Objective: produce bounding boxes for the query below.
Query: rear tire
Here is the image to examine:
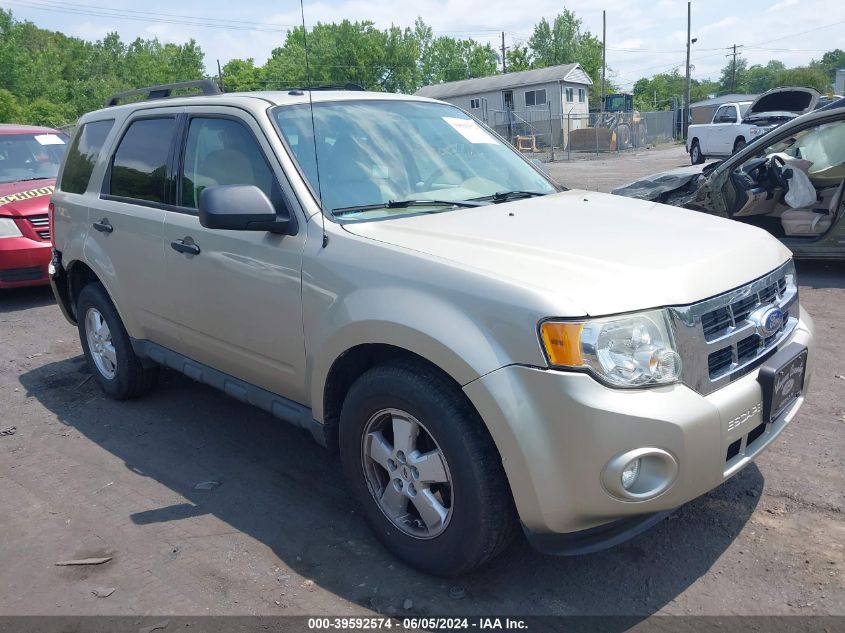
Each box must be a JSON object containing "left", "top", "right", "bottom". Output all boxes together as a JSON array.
[
  {"left": 690, "top": 140, "right": 705, "bottom": 165},
  {"left": 339, "top": 360, "right": 516, "bottom": 576},
  {"left": 77, "top": 283, "right": 158, "bottom": 400}
]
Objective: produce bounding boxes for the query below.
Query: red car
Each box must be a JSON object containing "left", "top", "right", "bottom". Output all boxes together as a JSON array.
[{"left": 0, "top": 124, "right": 68, "bottom": 289}]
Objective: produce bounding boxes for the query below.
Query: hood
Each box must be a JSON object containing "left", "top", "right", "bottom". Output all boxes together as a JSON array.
[
  {"left": 342, "top": 190, "right": 792, "bottom": 316},
  {"left": 0, "top": 178, "right": 56, "bottom": 217},
  {"left": 745, "top": 87, "right": 820, "bottom": 119}
]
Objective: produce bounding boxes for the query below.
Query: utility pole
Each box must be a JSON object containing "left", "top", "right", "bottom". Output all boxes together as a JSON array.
[
  {"left": 726, "top": 44, "right": 742, "bottom": 92},
  {"left": 601, "top": 10, "right": 606, "bottom": 113},
  {"left": 684, "top": 1, "right": 691, "bottom": 138},
  {"left": 501, "top": 32, "right": 508, "bottom": 73}
]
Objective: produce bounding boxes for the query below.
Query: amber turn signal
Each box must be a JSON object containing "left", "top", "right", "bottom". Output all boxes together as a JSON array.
[{"left": 540, "top": 321, "right": 584, "bottom": 367}]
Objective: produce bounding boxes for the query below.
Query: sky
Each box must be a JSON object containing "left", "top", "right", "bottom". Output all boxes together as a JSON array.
[{"left": 3, "top": 0, "right": 845, "bottom": 90}]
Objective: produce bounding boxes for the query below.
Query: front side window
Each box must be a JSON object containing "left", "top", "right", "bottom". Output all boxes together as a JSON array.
[
  {"left": 180, "top": 117, "right": 276, "bottom": 209},
  {"left": 716, "top": 106, "right": 736, "bottom": 123},
  {"left": 273, "top": 100, "right": 556, "bottom": 221},
  {"left": 1, "top": 131, "right": 68, "bottom": 185},
  {"left": 60, "top": 121, "right": 112, "bottom": 194},
  {"left": 109, "top": 117, "right": 176, "bottom": 203}
]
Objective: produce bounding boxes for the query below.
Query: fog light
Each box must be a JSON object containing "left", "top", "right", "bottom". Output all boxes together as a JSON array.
[
  {"left": 602, "top": 447, "right": 679, "bottom": 501},
  {"left": 621, "top": 458, "right": 641, "bottom": 490}
]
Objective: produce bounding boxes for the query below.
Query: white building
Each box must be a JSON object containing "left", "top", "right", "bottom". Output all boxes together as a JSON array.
[{"left": 415, "top": 63, "right": 593, "bottom": 147}]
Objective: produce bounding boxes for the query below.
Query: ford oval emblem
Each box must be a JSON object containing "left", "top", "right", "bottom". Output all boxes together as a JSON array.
[{"left": 761, "top": 306, "right": 784, "bottom": 336}]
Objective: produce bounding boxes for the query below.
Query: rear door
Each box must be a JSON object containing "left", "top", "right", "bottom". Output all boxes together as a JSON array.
[
  {"left": 161, "top": 107, "right": 308, "bottom": 402},
  {"left": 82, "top": 111, "right": 180, "bottom": 346}
]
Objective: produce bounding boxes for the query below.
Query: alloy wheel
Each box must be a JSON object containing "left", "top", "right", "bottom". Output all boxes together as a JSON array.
[
  {"left": 361, "top": 408, "right": 453, "bottom": 539},
  {"left": 85, "top": 307, "right": 117, "bottom": 379}
]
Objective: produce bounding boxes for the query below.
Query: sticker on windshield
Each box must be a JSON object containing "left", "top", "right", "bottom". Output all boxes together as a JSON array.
[
  {"left": 34, "top": 134, "right": 65, "bottom": 146},
  {"left": 442, "top": 117, "right": 497, "bottom": 144}
]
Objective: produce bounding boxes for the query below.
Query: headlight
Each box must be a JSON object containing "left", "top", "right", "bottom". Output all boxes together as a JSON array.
[
  {"left": 0, "top": 218, "right": 23, "bottom": 238},
  {"left": 540, "top": 309, "right": 682, "bottom": 388}
]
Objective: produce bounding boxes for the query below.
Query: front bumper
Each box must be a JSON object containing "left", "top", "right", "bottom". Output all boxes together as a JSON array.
[
  {"left": 464, "top": 306, "right": 815, "bottom": 548},
  {"left": 0, "top": 236, "right": 51, "bottom": 288}
]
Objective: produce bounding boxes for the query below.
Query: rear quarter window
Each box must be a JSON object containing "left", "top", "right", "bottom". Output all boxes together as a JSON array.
[
  {"left": 59, "top": 120, "right": 114, "bottom": 194},
  {"left": 109, "top": 118, "right": 176, "bottom": 203}
]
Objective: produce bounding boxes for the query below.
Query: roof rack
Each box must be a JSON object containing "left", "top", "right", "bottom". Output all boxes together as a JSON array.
[
  {"left": 287, "top": 83, "right": 365, "bottom": 94},
  {"left": 105, "top": 80, "right": 222, "bottom": 108}
]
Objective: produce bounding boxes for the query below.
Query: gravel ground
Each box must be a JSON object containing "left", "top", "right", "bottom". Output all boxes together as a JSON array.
[
  {"left": 0, "top": 145, "right": 843, "bottom": 619},
  {"left": 545, "top": 143, "right": 701, "bottom": 193}
]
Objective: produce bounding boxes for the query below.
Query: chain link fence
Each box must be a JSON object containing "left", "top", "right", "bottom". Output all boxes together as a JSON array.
[{"left": 486, "top": 109, "right": 678, "bottom": 161}]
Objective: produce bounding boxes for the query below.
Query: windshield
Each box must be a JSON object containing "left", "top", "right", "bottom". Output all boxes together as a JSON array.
[
  {"left": 0, "top": 132, "right": 68, "bottom": 184},
  {"left": 272, "top": 100, "right": 556, "bottom": 220},
  {"left": 739, "top": 102, "right": 753, "bottom": 118}
]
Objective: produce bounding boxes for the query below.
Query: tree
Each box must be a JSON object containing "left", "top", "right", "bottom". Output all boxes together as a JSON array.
[
  {"left": 505, "top": 45, "right": 532, "bottom": 72},
  {"left": 774, "top": 66, "right": 831, "bottom": 93},
  {"left": 0, "top": 88, "right": 22, "bottom": 123},
  {"left": 811, "top": 49, "right": 845, "bottom": 85},
  {"left": 718, "top": 55, "right": 749, "bottom": 93},
  {"left": 527, "top": 11, "right": 604, "bottom": 90},
  {"left": 745, "top": 60, "right": 786, "bottom": 93}
]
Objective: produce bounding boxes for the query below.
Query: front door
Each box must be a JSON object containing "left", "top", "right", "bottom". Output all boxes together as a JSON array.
[{"left": 162, "top": 109, "right": 307, "bottom": 402}]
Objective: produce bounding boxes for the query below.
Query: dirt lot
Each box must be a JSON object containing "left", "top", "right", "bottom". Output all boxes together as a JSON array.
[{"left": 1, "top": 144, "right": 843, "bottom": 620}]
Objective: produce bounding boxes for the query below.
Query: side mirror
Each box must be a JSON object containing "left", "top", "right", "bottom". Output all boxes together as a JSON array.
[{"left": 199, "top": 185, "right": 296, "bottom": 234}]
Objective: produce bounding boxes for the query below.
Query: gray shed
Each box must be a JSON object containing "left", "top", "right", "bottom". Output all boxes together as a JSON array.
[{"left": 415, "top": 63, "right": 593, "bottom": 147}]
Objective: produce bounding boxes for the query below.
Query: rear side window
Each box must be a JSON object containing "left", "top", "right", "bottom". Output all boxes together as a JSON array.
[
  {"left": 109, "top": 118, "right": 176, "bottom": 203},
  {"left": 59, "top": 120, "right": 114, "bottom": 194}
]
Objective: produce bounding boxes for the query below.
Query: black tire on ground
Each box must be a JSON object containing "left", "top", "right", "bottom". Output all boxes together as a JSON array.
[
  {"left": 733, "top": 138, "right": 747, "bottom": 154},
  {"left": 77, "top": 282, "right": 158, "bottom": 400},
  {"left": 339, "top": 359, "right": 517, "bottom": 576},
  {"left": 690, "top": 140, "right": 705, "bottom": 165}
]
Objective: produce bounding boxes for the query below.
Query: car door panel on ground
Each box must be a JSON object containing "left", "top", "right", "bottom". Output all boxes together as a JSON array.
[
  {"left": 84, "top": 112, "right": 180, "bottom": 348},
  {"left": 162, "top": 108, "right": 308, "bottom": 403}
]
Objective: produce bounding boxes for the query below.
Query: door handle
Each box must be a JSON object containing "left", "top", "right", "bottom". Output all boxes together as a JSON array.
[
  {"left": 92, "top": 219, "right": 113, "bottom": 234},
  {"left": 170, "top": 239, "right": 201, "bottom": 255}
]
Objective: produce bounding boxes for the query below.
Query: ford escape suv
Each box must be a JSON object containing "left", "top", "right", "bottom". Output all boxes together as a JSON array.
[{"left": 50, "top": 80, "right": 815, "bottom": 576}]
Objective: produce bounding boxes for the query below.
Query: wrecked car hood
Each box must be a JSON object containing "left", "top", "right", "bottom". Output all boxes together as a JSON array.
[
  {"left": 612, "top": 162, "right": 720, "bottom": 202},
  {"left": 745, "top": 87, "right": 820, "bottom": 121}
]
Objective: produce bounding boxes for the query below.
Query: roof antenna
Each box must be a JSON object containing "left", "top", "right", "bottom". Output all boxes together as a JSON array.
[{"left": 299, "top": 0, "right": 328, "bottom": 248}]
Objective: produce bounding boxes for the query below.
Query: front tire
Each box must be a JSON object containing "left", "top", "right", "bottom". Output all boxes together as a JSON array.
[
  {"left": 77, "top": 283, "right": 158, "bottom": 400},
  {"left": 690, "top": 140, "right": 705, "bottom": 165},
  {"left": 732, "top": 138, "right": 746, "bottom": 154},
  {"left": 339, "top": 360, "right": 516, "bottom": 576}
]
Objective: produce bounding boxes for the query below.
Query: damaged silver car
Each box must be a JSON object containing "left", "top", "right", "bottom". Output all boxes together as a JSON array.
[{"left": 613, "top": 98, "right": 845, "bottom": 259}]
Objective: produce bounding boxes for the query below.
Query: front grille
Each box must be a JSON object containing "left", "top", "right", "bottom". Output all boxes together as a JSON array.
[
  {"left": 670, "top": 261, "right": 798, "bottom": 395},
  {"left": 0, "top": 266, "right": 44, "bottom": 282},
  {"left": 27, "top": 214, "right": 50, "bottom": 241}
]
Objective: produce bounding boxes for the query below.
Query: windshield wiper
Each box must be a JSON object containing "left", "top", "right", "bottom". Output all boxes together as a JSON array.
[
  {"left": 333, "top": 199, "right": 484, "bottom": 216},
  {"left": 13, "top": 176, "right": 54, "bottom": 182},
  {"left": 473, "top": 190, "right": 549, "bottom": 203}
]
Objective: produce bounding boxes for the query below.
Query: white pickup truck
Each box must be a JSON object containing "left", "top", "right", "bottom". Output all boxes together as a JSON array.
[{"left": 687, "top": 87, "right": 819, "bottom": 165}]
